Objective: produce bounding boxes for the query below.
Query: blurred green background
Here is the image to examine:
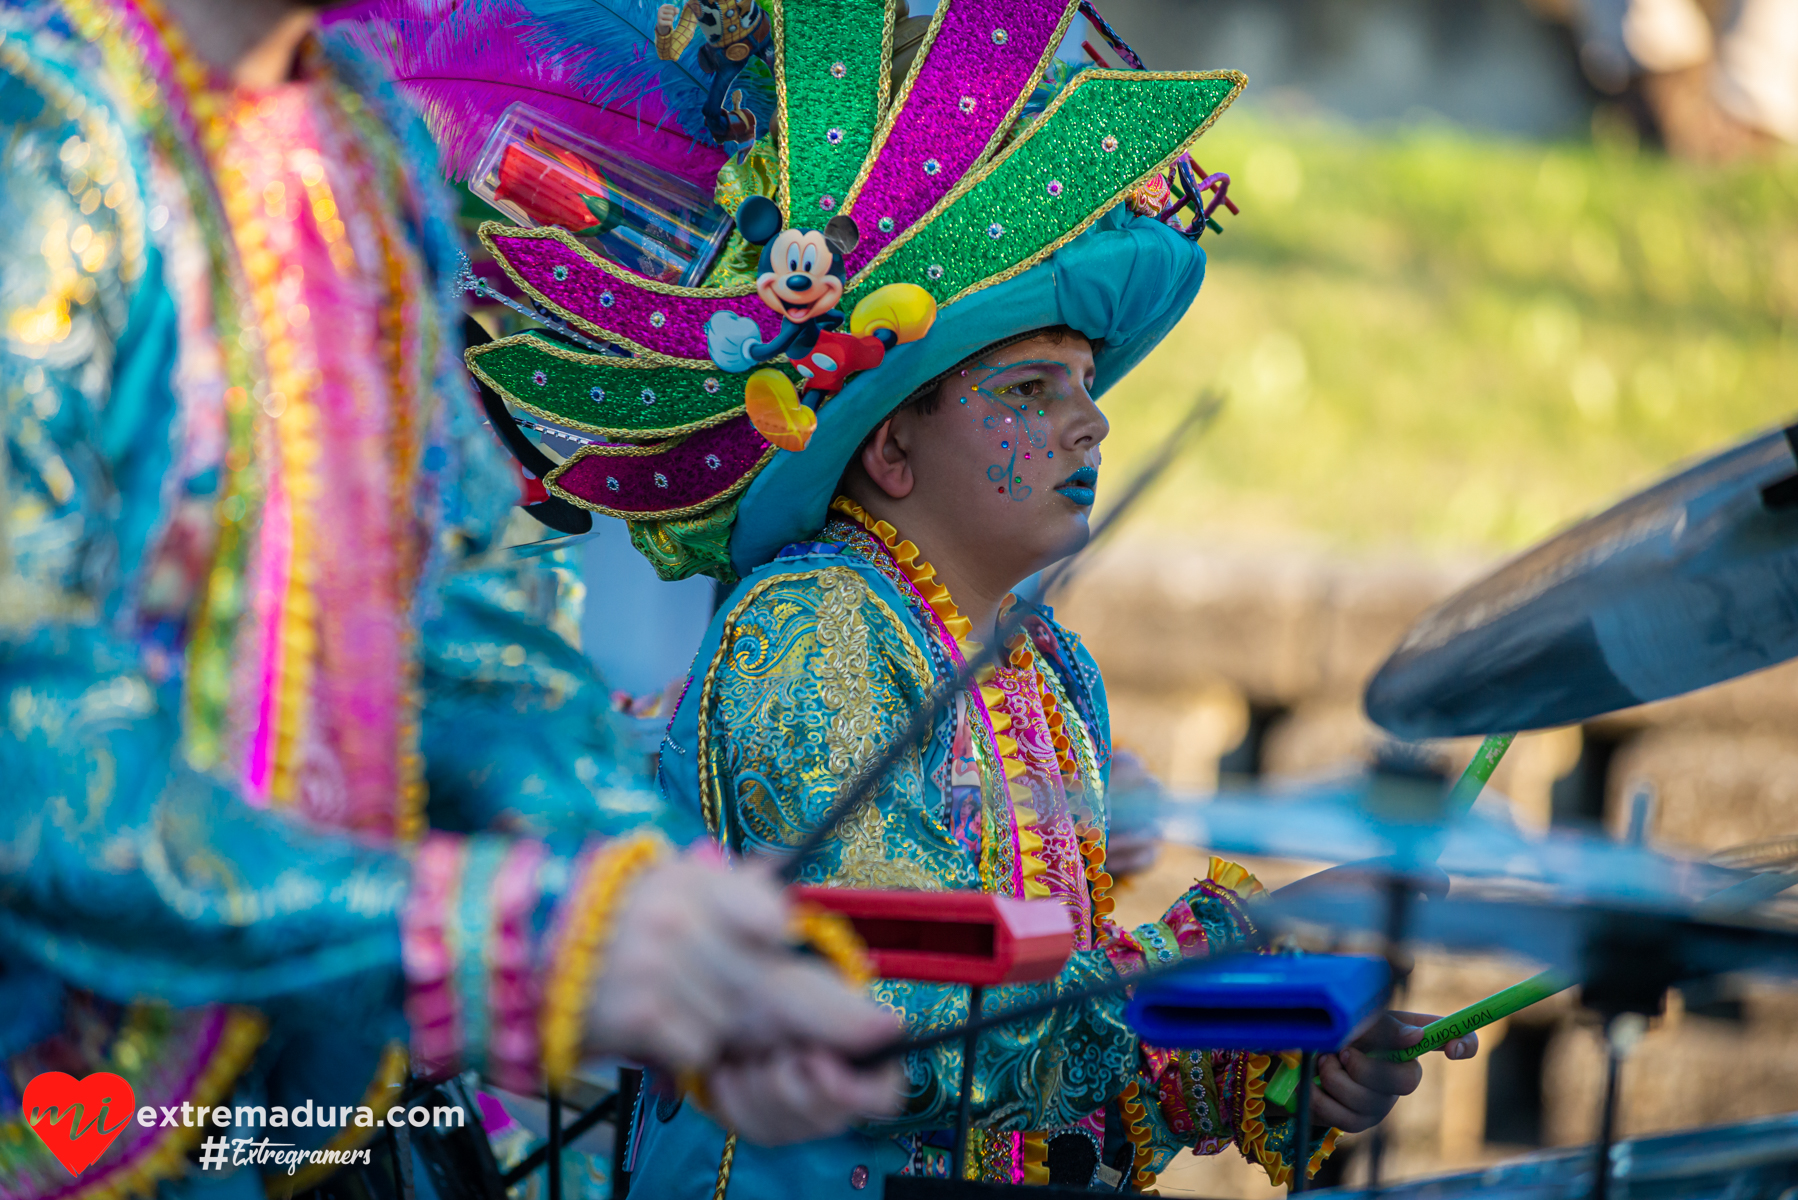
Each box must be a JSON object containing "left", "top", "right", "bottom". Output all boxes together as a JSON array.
[{"left": 1105, "top": 112, "right": 1798, "bottom": 556}]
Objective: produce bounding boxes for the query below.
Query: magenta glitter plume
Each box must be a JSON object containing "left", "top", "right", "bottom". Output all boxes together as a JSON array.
[{"left": 328, "top": 0, "right": 724, "bottom": 186}]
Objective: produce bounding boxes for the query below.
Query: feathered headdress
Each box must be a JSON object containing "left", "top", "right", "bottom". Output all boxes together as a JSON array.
[{"left": 354, "top": 0, "right": 1244, "bottom": 581}]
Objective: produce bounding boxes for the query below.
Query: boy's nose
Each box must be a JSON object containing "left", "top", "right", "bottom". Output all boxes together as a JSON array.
[{"left": 786, "top": 274, "right": 814, "bottom": 292}]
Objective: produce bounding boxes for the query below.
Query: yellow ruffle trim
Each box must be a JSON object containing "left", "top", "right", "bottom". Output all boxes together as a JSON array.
[
  {"left": 1119, "top": 1079, "right": 1158, "bottom": 1191},
  {"left": 831, "top": 498, "right": 1049, "bottom": 899},
  {"left": 1238, "top": 1051, "right": 1342, "bottom": 1190},
  {"left": 1022, "top": 1131, "right": 1050, "bottom": 1185},
  {"left": 542, "top": 832, "right": 670, "bottom": 1089},
  {"left": 60, "top": 1007, "right": 267, "bottom": 1200},
  {"left": 830, "top": 497, "right": 974, "bottom": 649},
  {"left": 1079, "top": 826, "right": 1116, "bottom": 929},
  {"left": 272, "top": 1041, "right": 409, "bottom": 1196},
  {"left": 1206, "top": 856, "right": 1267, "bottom": 900}
]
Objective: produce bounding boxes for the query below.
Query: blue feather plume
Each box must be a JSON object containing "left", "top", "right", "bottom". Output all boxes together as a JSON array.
[{"left": 513, "top": 0, "right": 775, "bottom": 149}]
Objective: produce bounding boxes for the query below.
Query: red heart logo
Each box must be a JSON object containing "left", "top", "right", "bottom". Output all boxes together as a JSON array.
[{"left": 22, "top": 1072, "right": 136, "bottom": 1177}]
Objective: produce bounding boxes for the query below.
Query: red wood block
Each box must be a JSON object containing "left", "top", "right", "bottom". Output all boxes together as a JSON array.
[{"left": 793, "top": 888, "right": 1075, "bottom": 985}]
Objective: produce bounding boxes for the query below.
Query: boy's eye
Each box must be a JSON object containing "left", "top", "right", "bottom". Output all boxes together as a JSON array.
[{"left": 1003, "top": 379, "right": 1045, "bottom": 398}]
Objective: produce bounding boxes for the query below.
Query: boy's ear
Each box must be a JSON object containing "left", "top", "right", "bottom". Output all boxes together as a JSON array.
[{"left": 736, "top": 196, "right": 785, "bottom": 246}]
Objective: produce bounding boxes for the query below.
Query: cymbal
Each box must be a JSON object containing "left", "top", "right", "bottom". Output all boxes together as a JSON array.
[{"left": 1365, "top": 423, "right": 1798, "bottom": 739}]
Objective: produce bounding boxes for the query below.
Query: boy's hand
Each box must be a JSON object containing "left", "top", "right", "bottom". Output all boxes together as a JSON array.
[{"left": 1308, "top": 1010, "right": 1479, "bottom": 1133}]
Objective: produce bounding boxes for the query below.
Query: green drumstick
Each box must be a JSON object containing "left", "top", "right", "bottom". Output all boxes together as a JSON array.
[
  {"left": 1263, "top": 969, "right": 1568, "bottom": 1108},
  {"left": 1444, "top": 732, "right": 1515, "bottom": 816}
]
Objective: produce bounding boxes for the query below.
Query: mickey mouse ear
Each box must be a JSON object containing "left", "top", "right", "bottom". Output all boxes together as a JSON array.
[{"left": 824, "top": 214, "right": 861, "bottom": 256}]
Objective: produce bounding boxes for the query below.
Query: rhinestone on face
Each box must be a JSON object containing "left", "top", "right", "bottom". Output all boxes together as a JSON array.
[
  {"left": 826, "top": 128, "right": 843, "bottom": 144},
  {"left": 653, "top": 472, "right": 669, "bottom": 488},
  {"left": 599, "top": 290, "right": 615, "bottom": 307},
  {"left": 1102, "top": 135, "right": 1119, "bottom": 152},
  {"left": 923, "top": 158, "right": 941, "bottom": 175},
  {"left": 531, "top": 370, "right": 548, "bottom": 386},
  {"left": 705, "top": 453, "right": 722, "bottom": 469},
  {"left": 589, "top": 386, "right": 606, "bottom": 402},
  {"left": 650, "top": 311, "right": 666, "bottom": 327},
  {"left": 987, "top": 222, "right": 1004, "bottom": 239},
  {"left": 606, "top": 476, "right": 620, "bottom": 491},
  {"left": 927, "top": 263, "right": 944, "bottom": 280},
  {"left": 703, "top": 377, "right": 721, "bottom": 394},
  {"left": 1047, "top": 179, "right": 1064, "bottom": 197},
  {"left": 552, "top": 264, "right": 569, "bottom": 281},
  {"left": 959, "top": 95, "right": 977, "bottom": 114},
  {"left": 830, "top": 61, "right": 847, "bottom": 78},
  {"left": 990, "top": 27, "right": 1008, "bottom": 44},
  {"left": 819, "top": 194, "right": 836, "bottom": 210},
  {"left": 641, "top": 388, "right": 656, "bottom": 406},
  {"left": 877, "top": 216, "right": 894, "bottom": 233}
]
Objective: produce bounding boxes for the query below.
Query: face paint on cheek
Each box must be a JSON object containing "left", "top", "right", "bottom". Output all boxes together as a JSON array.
[{"left": 968, "top": 358, "right": 1068, "bottom": 502}]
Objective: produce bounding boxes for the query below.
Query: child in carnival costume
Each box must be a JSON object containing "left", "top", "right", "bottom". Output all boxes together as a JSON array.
[
  {"left": 460, "top": 1, "right": 1470, "bottom": 1194},
  {"left": 0, "top": 4, "right": 904, "bottom": 1199}
]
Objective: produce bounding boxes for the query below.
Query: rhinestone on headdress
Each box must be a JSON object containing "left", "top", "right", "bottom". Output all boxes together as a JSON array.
[
  {"left": 532, "top": 370, "right": 548, "bottom": 386},
  {"left": 553, "top": 265, "right": 569, "bottom": 281},
  {"left": 1102, "top": 135, "right": 1119, "bottom": 152},
  {"left": 703, "top": 377, "right": 721, "bottom": 394},
  {"left": 830, "top": 61, "right": 847, "bottom": 78},
  {"left": 649, "top": 311, "right": 666, "bottom": 327},
  {"left": 877, "top": 216, "right": 894, "bottom": 233},
  {"left": 987, "top": 223, "right": 1004, "bottom": 239},
  {"left": 1047, "top": 180, "right": 1064, "bottom": 197},
  {"left": 599, "top": 290, "right": 615, "bottom": 307},
  {"left": 590, "top": 386, "right": 606, "bottom": 402},
  {"left": 927, "top": 264, "right": 944, "bottom": 280},
  {"left": 641, "top": 388, "right": 657, "bottom": 405},
  {"left": 959, "top": 96, "right": 977, "bottom": 114},
  {"left": 819, "top": 194, "right": 837, "bottom": 210},
  {"left": 653, "top": 472, "right": 669, "bottom": 488},
  {"left": 827, "top": 128, "right": 844, "bottom": 144},
  {"left": 705, "top": 453, "right": 722, "bottom": 470},
  {"left": 991, "top": 27, "right": 1008, "bottom": 44},
  {"left": 923, "top": 158, "right": 941, "bottom": 175},
  {"left": 606, "top": 476, "right": 620, "bottom": 491}
]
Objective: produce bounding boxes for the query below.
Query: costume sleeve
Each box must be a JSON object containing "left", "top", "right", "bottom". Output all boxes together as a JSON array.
[
  {"left": 695, "top": 566, "right": 1143, "bottom": 1132},
  {"left": 418, "top": 557, "right": 700, "bottom": 846},
  {"left": 1103, "top": 859, "right": 1343, "bottom": 1190}
]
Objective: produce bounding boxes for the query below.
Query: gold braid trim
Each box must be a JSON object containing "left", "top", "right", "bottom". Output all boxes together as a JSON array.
[
  {"left": 712, "top": 1133, "right": 738, "bottom": 1200},
  {"left": 540, "top": 833, "right": 670, "bottom": 1090},
  {"left": 268, "top": 1042, "right": 410, "bottom": 1197}
]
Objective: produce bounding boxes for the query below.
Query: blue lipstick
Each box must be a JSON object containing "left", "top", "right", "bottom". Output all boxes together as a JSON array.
[{"left": 1055, "top": 466, "right": 1098, "bottom": 507}]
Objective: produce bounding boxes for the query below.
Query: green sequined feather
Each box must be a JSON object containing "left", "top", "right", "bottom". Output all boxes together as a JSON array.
[
  {"left": 846, "top": 71, "right": 1245, "bottom": 307},
  {"left": 467, "top": 334, "right": 796, "bottom": 437},
  {"left": 778, "top": 0, "right": 894, "bottom": 218}
]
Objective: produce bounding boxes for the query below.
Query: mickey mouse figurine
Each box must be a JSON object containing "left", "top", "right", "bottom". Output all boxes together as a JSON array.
[{"left": 705, "top": 196, "right": 935, "bottom": 451}]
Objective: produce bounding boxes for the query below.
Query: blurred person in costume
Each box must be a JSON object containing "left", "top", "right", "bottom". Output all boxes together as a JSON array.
[
  {"left": 444, "top": 3, "right": 1480, "bottom": 1195},
  {"left": 0, "top": 3, "right": 905, "bottom": 1199}
]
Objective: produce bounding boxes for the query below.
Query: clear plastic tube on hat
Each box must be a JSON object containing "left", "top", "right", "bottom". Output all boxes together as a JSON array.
[{"left": 470, "top": 102, "right": 732, "bottom": 286}]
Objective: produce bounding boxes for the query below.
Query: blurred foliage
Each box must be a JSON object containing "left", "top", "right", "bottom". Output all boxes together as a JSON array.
[{"left": 1108, "top": 113, "right": 1798, "bottom": 555}]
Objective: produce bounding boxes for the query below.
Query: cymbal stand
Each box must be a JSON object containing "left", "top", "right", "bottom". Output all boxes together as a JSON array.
[
  {"left": 1290, "top": 1050, "right": 1318, "bottom": 1192},
  {"left": 1362, "top": 872, "right": 1416, "bottom": 1193},
  {"left": 951, "top": 986, "right": 985, "bottom": 1183},
  {"left": 1592, "top": 1013, "right": 1646, "bottom": 1200}
]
